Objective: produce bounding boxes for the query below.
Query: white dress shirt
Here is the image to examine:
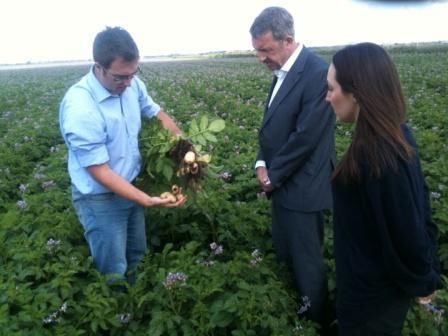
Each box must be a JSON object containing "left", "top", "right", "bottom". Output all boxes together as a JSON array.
[{"left": 268, "top": 43, "right": 303, "bottom": 107}]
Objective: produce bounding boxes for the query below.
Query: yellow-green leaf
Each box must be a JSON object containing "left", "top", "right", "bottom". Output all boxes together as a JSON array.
[
  {"left": 198, "top": 154, "right": 211, "bottom": 163},
  {"left": 208, "top": 119, "right": 225, "bottom": 133}
]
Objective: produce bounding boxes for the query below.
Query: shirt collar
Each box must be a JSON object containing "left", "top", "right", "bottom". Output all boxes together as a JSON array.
[
  {"left": 274, "top": 42, "right": 303, "bottom": 79},
  {"left": 86, "top": 66, "right": 117, "bottom": 102}
]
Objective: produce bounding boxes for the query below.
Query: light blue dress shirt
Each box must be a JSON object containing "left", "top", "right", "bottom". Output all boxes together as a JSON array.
[{"left": 59, "top": 68, "right": 160, "bottom": 195}]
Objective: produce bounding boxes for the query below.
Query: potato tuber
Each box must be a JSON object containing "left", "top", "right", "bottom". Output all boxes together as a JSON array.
[
  {"left": 160, "top": 192, "right": 177, "bottom": 203},
  {"left": 184, "top": 151, "right": 196, "bottom": 164}
]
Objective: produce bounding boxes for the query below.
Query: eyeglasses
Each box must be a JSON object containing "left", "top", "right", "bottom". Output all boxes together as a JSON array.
[{"left": 101, "top": 66, "right": 141, "bottom": 83}]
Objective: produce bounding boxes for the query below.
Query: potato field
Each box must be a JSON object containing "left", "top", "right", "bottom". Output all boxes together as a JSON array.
[{"left": 0, "top": 45, "right": 447, "bottom": 335}]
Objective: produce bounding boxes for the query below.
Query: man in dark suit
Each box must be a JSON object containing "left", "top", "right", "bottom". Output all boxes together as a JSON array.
[{"left": 250, "top": 7, "right": 336, "bottom": 325}]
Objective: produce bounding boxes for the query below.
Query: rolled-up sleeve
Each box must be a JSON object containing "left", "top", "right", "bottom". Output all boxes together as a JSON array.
[{"left": 66, "top": 132, "right": 109, "bottom": 167}]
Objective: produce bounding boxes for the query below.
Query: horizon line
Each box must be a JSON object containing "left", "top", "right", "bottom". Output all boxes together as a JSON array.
[{"left": 1, "top": 40, "right": 447, "bottom": 70}]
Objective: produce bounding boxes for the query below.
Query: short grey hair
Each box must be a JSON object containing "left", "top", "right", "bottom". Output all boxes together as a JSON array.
[{"left": 250, "top": 7, "right": 295, "bottom": 41}]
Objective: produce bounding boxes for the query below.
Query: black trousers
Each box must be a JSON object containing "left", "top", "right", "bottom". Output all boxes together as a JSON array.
[
  {"left": 338, "top": 296, "right": 410, "bottom": 336},
  {"left": 271, "top": 204, "right": 327, "bottom": 323}
]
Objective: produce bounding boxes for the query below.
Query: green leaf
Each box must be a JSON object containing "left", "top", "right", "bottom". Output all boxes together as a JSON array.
[
  {"left": 210, "top": 311, "right": 234, "bottom": 327},
  {"left": 208, "top": 119, "right": 225, "bottom": 133},
  {"left": 189, "top": 119, "right": 200, "bottom": 135},
  {"left": 236, "top": 281, "right": 251, "bottom": 290},
  {"left": 146, "top": 166, "right": 155, "bottom": 178},
  {"left": 60, "top": 286, "right": 71, "bottom": 299},
  {"left": 155, "top": 159, "right": 164, "bottom": 173},
  {"left": 203, "top": 132, "right": 218, "bottom": 142},
  {"left": 159, "top": 143, "right": 171, "bottom": 154},
  {"left": 162, "top": 165, "right": 173, "bottom": 181},
  {"left": 99, "top": 320, "right": 107, "bottom": 330},
  {"left": 196, "top": 135, "right": 207, "bottom": 146},
  {"left": 199, "top": 115, "right": 208, "bottom": 131},
  {"left": 0, "top": 211, "right": 19, "bottom": 228},
  {"left": 91, "top": 320, "right": 98, "bottom": 333}
]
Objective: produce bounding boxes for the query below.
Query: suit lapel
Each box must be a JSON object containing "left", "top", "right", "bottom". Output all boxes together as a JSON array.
[
  {"left": 262, "top": 47, "right": 309, "bottom": 128},
  {"left": 265, "top": 75, "right": 278, "bottom": 111}
]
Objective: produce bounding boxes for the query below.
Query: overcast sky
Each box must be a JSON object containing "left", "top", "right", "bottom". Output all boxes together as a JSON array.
[{"left": 1, "top": 0, "right": 447, "bottom": 64}]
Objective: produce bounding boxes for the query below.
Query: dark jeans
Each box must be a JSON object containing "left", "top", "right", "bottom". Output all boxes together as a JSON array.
[
  {"left": 272, "top": 205, "right": 327, "bottom": 323},
  {"left": 338, "top": 296, "right": 410, "bottom": 336}
]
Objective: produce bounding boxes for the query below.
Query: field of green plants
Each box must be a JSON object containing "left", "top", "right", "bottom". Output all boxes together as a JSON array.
[{"left": 0, "top": 45, "right": 447, "bottom": 335}]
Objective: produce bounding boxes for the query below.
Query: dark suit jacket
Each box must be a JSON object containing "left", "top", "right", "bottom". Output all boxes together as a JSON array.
[{"left": 257, "top": 47, "right": 336, "bottom": 212}]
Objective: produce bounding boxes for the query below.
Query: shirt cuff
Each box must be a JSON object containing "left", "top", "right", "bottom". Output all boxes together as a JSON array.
[
  {"left": 73, "top": 146, "right": 109, "bottom": 168},
  {"left": 255, "top": 160, "right": 266, "bottom": 170}
]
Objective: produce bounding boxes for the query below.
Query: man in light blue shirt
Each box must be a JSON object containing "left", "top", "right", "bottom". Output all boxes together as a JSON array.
[{"left": 59, "top": 27, "right": 186, "bottom": 283}]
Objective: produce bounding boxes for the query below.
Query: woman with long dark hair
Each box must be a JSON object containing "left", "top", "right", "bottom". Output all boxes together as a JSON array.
[{"left": 326, "top": 42, "right": 442, "bottom": 335}]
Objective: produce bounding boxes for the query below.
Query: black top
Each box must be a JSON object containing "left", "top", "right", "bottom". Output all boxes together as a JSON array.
[{"left": 332, "top": 124, "right": 442, "bottom": 327}]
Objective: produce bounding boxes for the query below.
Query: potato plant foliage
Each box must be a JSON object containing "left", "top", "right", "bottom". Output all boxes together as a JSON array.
[
  {"left": 0, "top": 45, "right": 447, "bottom": 335},
  {"left": 139, "top": 114, "right": 225, "bottom": 195}
]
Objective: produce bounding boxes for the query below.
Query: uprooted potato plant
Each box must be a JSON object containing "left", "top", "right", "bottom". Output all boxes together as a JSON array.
[{"left": 139, "top": 115, "right": 225, "bottom": 196}]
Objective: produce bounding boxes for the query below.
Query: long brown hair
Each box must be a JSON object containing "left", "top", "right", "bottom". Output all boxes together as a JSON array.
[{"left": 332, "top": 42, "right": 414, "bottom": 183}]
